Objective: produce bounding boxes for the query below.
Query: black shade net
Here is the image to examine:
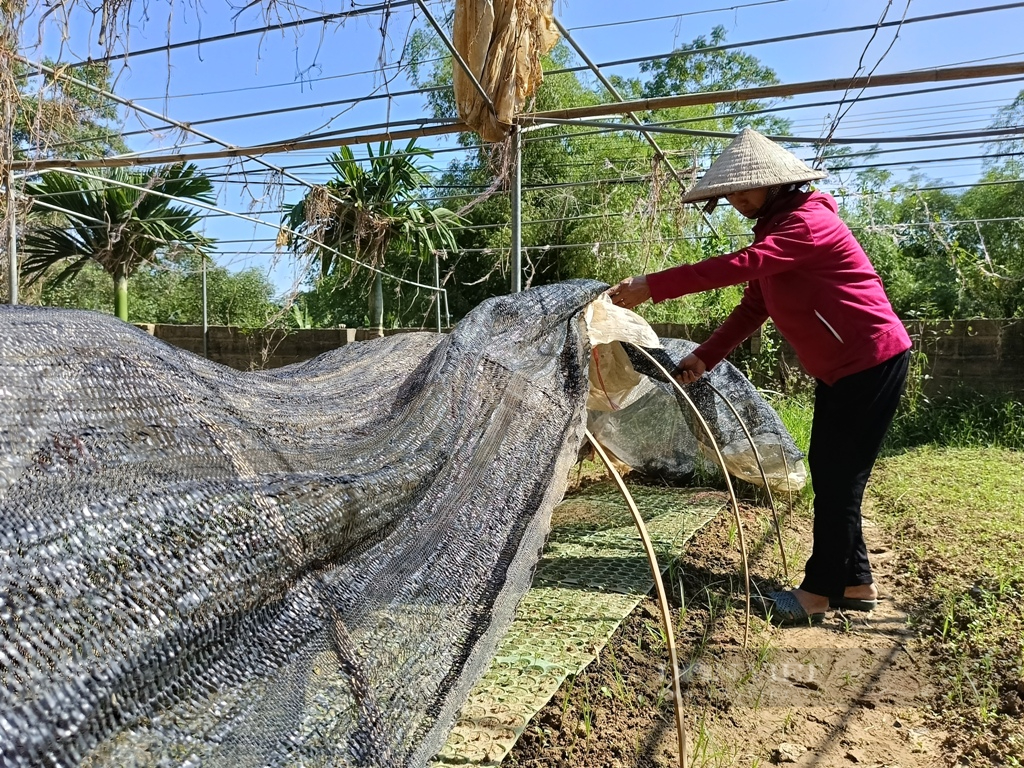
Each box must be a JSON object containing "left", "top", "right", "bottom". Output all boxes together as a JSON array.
[
  {"left": 0, "top": 280, "right": 604, "bottom": 767},
  {"left": 590, "top": 339, "right": 805, "bottom": 489}
]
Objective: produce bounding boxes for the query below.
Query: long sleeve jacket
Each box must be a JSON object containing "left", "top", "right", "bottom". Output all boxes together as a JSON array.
[{"left": 646, "top": 191, "right": 912, "bottom": 386}]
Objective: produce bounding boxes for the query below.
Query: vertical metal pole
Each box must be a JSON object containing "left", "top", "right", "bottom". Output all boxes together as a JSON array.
[
  {"left": 371, "top": 272, "right": 384, "bottom": 336},
  {"left": 5, "top": 169, "right": 16, "bottom": 305},
  {"left": 201, "top": 257, "right": 209, "bottom": 358},
  {"left": 552, "top": 16, "right": 720, "bottom": 238},
  {"left": 510, "top": 126, "right": 522, "bottom": 293},
  {"left": 434, "top": 253, "right": 442, "bottom": 333}
]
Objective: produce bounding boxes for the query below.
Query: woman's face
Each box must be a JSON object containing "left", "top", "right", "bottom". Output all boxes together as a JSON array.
[{"left": 725, "top": 187, "right": 769, "bottom": 219}]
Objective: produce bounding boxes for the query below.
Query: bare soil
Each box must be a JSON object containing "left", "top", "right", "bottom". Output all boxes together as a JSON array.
[{"left": 505, "top": 493, "right": 955, "bottom": 768}]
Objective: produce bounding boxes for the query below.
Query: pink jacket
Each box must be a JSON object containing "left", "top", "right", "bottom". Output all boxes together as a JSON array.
[{"left": 646, "top": 191, "right": 912, "bottom": 386}]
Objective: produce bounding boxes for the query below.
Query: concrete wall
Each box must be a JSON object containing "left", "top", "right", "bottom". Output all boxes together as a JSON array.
[
  {"left": 651, "top": 319, "right": 1024, "bottom": 398},
  {"left": 904, "top": 319, "right": 1024, "bottom": 397},
  {"left": 137, "top": 319, "right": 1024, "bottom": 397},
  {"left": 134, "top": 324, "right": 433, "bottom": 371}
]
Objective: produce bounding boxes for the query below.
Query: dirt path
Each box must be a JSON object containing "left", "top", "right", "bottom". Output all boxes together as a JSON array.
[{"left": 506, "top": 496, "right": 949, "bottom": 767}]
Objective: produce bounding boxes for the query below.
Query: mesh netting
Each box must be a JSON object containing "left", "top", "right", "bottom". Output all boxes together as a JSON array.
[
  {"left": 0, "top": 280, "right": 603, "bottom": 767},
  {"left": 589, "top": 339, "right": 806, "bottom": 490}
]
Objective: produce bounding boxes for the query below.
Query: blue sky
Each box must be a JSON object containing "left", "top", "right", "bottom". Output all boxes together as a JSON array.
[{"left": 24, "top": 0, "right": 1024, "bottom": 295}]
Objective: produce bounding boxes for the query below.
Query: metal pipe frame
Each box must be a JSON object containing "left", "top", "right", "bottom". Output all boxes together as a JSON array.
[
  {"left": 5, "top": 170, "right": 15, "bottom": 305},
  {"left": 553, "top": 18, "right": 719, "bottom": 234},
  {"left": 414, "top": 0, "right": 496, "bottom": 116},
  {"left": 511, "top": 126, "right": 522, "bottom": 293}
]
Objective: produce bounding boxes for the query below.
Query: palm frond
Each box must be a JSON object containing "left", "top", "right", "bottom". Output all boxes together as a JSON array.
[
  {"left": 20, "top": 165, "right": 216, "bottom": 304},
  {"left": 284, "top": 139, "right": 464, "bottom": 278}
]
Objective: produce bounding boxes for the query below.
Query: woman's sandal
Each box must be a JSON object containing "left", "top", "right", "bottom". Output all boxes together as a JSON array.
[
  {"left": 828, "top": 596, "right": 878, "bottom": 611},
  {"left": 761, "top": 591, "right": 826, "bottom": 627}
]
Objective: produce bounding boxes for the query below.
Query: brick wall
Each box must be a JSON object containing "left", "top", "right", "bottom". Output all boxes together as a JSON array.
[
  {"left": 651, "top": 319, "right": 1024, "bottom": 398},
  {"left": 138, "top": 319, "right": 1024, "bottom": 397},
  {"left": 134, "top": 324, "right": 432, "bottom": 371},
  {"left": 904, "top": 319, "right": 1024, "bottom": 397}
]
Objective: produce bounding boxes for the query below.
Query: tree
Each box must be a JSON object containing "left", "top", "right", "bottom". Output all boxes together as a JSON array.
[
  {"left": 637, "top": 25, "right": 791, "bottom": 150},
  {"left": 3, "top": 58, "right": 129, "bottom": 305},
  {"left": 407, "top": 28, "right": 790, "bottom": 324},
  {"left": 839, "top": 89, "right": 1024, "bottom": 321},
  {"left": 283, "top": 140, "right": 461, "bottom": 329},
  {"left": 954, "top": 164, "right": 1024, "bottom": 318},
  {"left": 985, "top": 90, "right": 1024, "bottom": 161},
  {"left": 14, "top": 59, "right": 129, "bottom": 160},
  {"left": 41, "top": 254, "right": 281, "bottom": 328},
  {"left": 20, "top": 163, "right": 215, "bottom": 321}
]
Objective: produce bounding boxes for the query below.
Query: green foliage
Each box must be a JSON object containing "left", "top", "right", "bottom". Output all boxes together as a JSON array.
[
  {"left": 289, "top": 300, "right": 315, "bottom": 330},
  {"left": 845, "top": 175, "right": 1024, "bottom": 320},
  {"left": 870, "top": 447, "right": 1024, "bottom": 761},
  {"left": 636, "top": 24, "right": 791, "bottom": 155},
  {"left": 412, "top": 32, "right": 1024, "bottom": 330},
  {"left": 21, "top": 164, "right": 215, "bottom": 321},
  {"left": 840, "top": 91, "right": 1024, "bottom": 321},
  {"left": 283, "top": 140, "right": 461, "bottom": 327},
  {"left": 14, "top": 60, "right": 128, "bottom": 160},
  {"left": 407, "top": 28, "right": 790, "bottom": 323},
  {"left": 771, "top": 350, "right": 1024, "bottom": 456},
  {"left": 297, "top": 268, "right": 373, "bottom": 328},
  {"left": 986, "top": 91, "right": 1024, "bottom": 160},
  {"left": 956, "top": 163, "right": 1024, "bottom": 318},
  {"left": 771, "top": 394, "right": 813, "bottom": 458},
  {"left": 41, "top": 256, "right": 280, "bottom": 329},
  {"left": 886, "top": 387, "right": 1024, "bottom": 452},
  {"left": 407, "top": 27, "right": 459, "bottom": 139}
]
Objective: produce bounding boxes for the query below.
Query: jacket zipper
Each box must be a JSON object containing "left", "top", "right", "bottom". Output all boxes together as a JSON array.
[{"left": 814, "top": 310, "right": 844, "bottom": 344}]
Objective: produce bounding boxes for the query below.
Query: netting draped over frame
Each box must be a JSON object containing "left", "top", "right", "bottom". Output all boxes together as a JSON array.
[
  {"left": 1, "top": 281, "right": 806, "bottom": 766},
  {"left": 0, "top": 281, "right": 602, "bottom": 767},
  {"left": 453, "top": 0, "right": 560, "bottom": 142},
  {"left": 591, "top": 339, "right": 807, "bottom": 491}
]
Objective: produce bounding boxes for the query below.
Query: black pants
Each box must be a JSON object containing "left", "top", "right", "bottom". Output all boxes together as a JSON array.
[{"left": 800, "top": 350, "right": 910, "bottom": 598}]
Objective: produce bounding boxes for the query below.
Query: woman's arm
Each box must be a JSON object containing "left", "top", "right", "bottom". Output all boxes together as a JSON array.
[
  {"left": 691, "top": 281, "right": 770, "bottom": 372},
  {"left": 647, "top": 214, "right": 815, "bottom": 303}
]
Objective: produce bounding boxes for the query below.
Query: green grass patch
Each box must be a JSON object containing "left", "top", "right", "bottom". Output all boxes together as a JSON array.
[
  {"left": 770, "top": 392, "right": 812, "bottom": 457},
  {"left": 870, "top": 447, "right": 1024, "bottom": 763},
  {"left": 887, "top": 389, "right": 1024, "bottom": 451}
]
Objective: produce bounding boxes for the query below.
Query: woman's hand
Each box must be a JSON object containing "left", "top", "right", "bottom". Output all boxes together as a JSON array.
[
  {"left": 672, "top": 353, "right": 707, "bottom": 385},
  {"left": 606, "top": 276, "right": 651, "bottom": 309}
]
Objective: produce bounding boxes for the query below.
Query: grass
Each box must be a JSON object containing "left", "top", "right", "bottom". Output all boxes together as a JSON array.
[
  {"left": 869, "top": 446, "right": 1024, "bottom": 763},
  {"left": 770, "top": 392, "right": 813, "bottom": 457},
  {"left": 773, "top": 385, "right": 1024, "bottom": 762},
  {"left": 769, "top": 374, "right": 1024, "bottom": 457},
  {"left": 689, "top": 711, "right": 744, "bottom": 768},
  {"left": 887, "top": 388, "right": 1024, "bottom": 451},
  {"left": 576, "top": 380, "right": 1024, "bottom": 763}
]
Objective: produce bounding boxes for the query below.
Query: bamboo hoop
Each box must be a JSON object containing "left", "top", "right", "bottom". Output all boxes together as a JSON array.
[
  {"left": 585, "top": 430, "right": 689, "bottom": 768},
  {"left": 626, "top": 344, "right": 752, "bottom": 647},
  {"left": 704, "top": 380, "right": 790, "bottom": 581}
]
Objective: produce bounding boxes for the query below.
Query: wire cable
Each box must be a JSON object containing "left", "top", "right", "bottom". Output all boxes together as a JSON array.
[
  {"left": 566, "top": 0, "right": 794, "bottom": 31},
  {"left": 37, "top": 68, "right": 1024, "bottom": 160},
  {"left": 543, "top": 2, "right": 1024, "bottom": 79},
  {"left": 818, "top": 0, "right": 913, "bottom": 160},
  {"left": 62, "top": 0, "right": 421, "bottom": 68},
  {"left": 450, "top": 216, "right": 1024, "bottom": 254}
]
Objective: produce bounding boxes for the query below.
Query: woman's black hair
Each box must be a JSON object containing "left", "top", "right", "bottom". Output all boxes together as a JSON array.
[
  {"left": 702, "top": 181, "right": 811, "bottom": 217},
  {"left": 753, "top": 182, "right": 811, "bottom": 219}
]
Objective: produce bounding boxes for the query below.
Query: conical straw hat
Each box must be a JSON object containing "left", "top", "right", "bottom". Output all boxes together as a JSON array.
[{"left": 680, "top": 128, "right": 827, "bottom": 205}]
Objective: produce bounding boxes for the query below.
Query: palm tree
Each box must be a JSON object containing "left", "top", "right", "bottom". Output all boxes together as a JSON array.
[
  {"left": 283, "top": 140, "right": 460, "bottom": 330},
  {"left": 21, "top": 163, "right": 215, "bottom": 321}
]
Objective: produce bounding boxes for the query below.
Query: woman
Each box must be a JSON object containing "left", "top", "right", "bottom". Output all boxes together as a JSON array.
[{"left": 608, "top": 128, "right": 912, "bottom": 627}]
